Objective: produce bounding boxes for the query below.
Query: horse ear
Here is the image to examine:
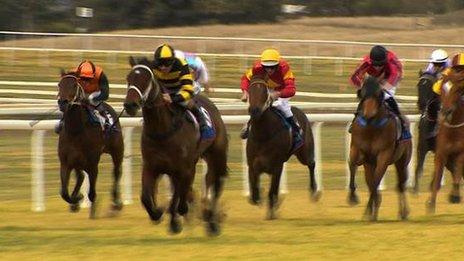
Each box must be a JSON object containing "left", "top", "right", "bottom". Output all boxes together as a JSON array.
[
  {"left": 129, "top": 56, "right": 136, "bottom": 67},
  {"left": 59, "top": 68, "right": 66, "bottom": 76}
]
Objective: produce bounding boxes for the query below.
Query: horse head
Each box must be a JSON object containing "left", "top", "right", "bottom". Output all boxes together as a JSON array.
[
  {"left": 441, "top": 84, "right": 464, "bottom": 123},
  {"left": 247, "top": 75, "right": 272, "bottom": 120},
  {"left": 417, "top": 73, "right": 438, "bottom": 114},
  {"left": 57, "top": 70, "right": 85, "bottom": 111},
  {"left": 124, "top": 56, "right": 162, "bottom": 116},
  {"left": 359, "top": 76, "right": 384, "bottom": 120}
]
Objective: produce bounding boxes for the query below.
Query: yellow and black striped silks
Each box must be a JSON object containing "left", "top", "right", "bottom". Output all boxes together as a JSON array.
[{"left": 153, "top": 57, "right": 194, "bottom": 103}]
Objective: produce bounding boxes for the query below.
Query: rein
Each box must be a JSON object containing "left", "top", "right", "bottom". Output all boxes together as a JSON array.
[
  {"left": 59, "top": 75, "right": 85, "bottom": 105},
  {"left": 249, "top": 79, "right": 273, "bottom": 112},
  {"left": 128, "top": 64, "right": 184, "bottom": 140}
]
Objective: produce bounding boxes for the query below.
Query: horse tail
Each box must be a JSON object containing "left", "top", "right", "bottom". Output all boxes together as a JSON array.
[{"left": 305, "top": 121, "right": 316, "bottom": 167}]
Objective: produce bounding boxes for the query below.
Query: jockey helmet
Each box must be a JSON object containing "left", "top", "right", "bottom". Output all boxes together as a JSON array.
[
  {"left": 260, "top": 48, "right": 280, "bottom": 67},
  {"left": 154, "top": 44, "right": 176, "bottom": 67},
  {"left": 430, "top": 49, "right": 448, "bottom": 64},
  {"left": 77, "top": 60, "right": 96, "bottom": 79},
  {"left": 451, "top": 53, "right": 464, "bottom": 68},
  {"left": 370, "top": 45, "right": 387, "bottom": 66}
]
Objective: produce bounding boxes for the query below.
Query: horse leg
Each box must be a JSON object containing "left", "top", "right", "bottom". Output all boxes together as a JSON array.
[
  {"left": 87, "top": 165, "right": 99, "bottom": 219},
  {"left": 449, "top": 153, "right": 464, "bottom": 204},
  {"left": 248, "top": 165, "right": 261, "bottom": 205},
  {"left": 141, "top": 168, "right": 163, "bottom": 223},
  {"left": 395, "top": 154, "right": 410, "bottom": 220},
  {"left": 348, "top": 148, "right": 360, "bottom": 206},
  {"left": 369, "top": 153, "right": 391, "bottom": 221},
  {"left": 362, "top": 163, "right": 375, "bottom": 220},
  {"left": 60, "top": 164, "right": 82, "bottom": 205},
  {"left": 69, "top": 169, "right": 85, "bottom": 212},
  {"left": 413, "top": 140, "right": 428, "bottom": 194},
  {"left": 427, "top": 153, "right": 446, "bottom": 214},
  {"left": 296, "top": 147, "right": 321, "bottom": 202},
  {"left": 168, "top": 174, "right": 182, "bottom": 234},
  {"left": 267, "top": 164, "right": 284, "bottom": 220},
  {"left": 178, "top": 169, "right": 195, "bottom": 217},
  {"left": 203, "top": 148, "right": 228, "bottom": 236},
  {"left": 110, "top": 150, "right": 124, "bottom": 211}
]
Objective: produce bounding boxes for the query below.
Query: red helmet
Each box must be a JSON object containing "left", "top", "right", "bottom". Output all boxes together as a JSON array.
[{"left": 77, "top": 60, "right": 96, "bottom": 79}]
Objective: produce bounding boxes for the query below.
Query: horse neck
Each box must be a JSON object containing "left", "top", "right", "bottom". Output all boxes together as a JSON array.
[
  {"left": 64, "top": 104, "right": 86, "bottom": 135},
  {"left": 142, "top": 92, "right": 174, "bottom": 134},
  {"left": 450, "top": 98, "right": 464, "bottom": 124},
  {"left": 250, "top": 109, "right": 280, "bottom": 140}
]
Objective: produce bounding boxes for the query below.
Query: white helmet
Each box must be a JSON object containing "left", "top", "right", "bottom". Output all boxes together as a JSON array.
[
  {"left": 174, "top": 50, "right": 185, "bottom": 61},
  {"left": 430, "top": 49, "right": 448, "bottom": 63}
]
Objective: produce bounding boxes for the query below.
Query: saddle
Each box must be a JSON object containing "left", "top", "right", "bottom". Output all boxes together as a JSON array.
[{"left": 84, "top": 103, "right": 118, "bottom": 133}]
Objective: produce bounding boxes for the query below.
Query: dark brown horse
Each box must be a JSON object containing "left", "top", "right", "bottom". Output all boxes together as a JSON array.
[
  {"left": 414, "top": 73, "right": 454, "bottom": 193},
  {"left": 57, "top": 71, "right": 124, "bottom": 218},
  {"left": 427, "top": 79, "right": 464, "bottom": 213},
  {"left": 348, "top": 76, "right": 411, "bottom": 221},
  {"left": 246, "top": 75, "right": 319, "bottom": 220},
  {"left": 123, "top": 57, "right": 228, "bottom": 235}
]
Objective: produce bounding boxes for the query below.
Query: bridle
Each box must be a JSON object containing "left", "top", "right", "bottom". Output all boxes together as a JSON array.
[
  {"left": 58, "top": 74, "right": 85, "bottom": 105},
  {"left": 127, "top": 64, "right": 161, "bottom": 107},
  {"left": 249, "top": 79, "right": 273, "bottom": 112}
]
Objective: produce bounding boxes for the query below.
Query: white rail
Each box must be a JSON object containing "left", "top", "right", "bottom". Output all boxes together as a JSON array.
[
  {"left": 2, "top": 30, "right": 464, "bottom": 48},
  {"left": 0, "top": 114, "right": 420, "bottom": 212}
]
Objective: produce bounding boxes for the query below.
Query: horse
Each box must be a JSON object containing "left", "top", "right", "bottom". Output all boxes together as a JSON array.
[
  {"left": 123, "top": 56, "right": 228, "bottom": 236},
  {"left": 245, "top": 75, "right": 319, "bottom": 220},
  {"left": 414, "top": 73, "right": 456, "bottom": 194},
  {"left": 348, "top": 76, "right": 411, "bottom": 221},
  {"left": 57, "top": 71, "right": 124, "bottom": 218},
  {"left": 427, "top": 81, "right": 464, "bottom": 213}
]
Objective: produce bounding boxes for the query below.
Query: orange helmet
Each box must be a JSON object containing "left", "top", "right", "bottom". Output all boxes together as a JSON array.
[{"left": 76, "top": 60, "right": 96, "bottom": 79}]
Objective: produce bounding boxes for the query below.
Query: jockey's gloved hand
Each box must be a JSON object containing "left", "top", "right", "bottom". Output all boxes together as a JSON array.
[{"left": 87, "top": 93, "right": 100, "bottom": 106}]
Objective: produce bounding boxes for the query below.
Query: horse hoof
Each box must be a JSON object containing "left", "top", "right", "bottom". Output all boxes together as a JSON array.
[
  {"left": 347, "top": 194, "right": 360, "bottom": 206},
  {"left": 149, "top": 207, "right": 164, "bottom": 224},
  {"left": 399, "top": 209, "right": 409, "bottom": 221},
  {"left": 426, "top": 200, "right": 436, "bottom": 215},
  {"left": 169, "top": 219, "right": 182, "bottom": 234},
  {"left": 178, "top": 202, "right": 189, "bottom": 216},
  {"left": 410, "top": 186, "right": 420, "bottom": 195},
  {"left": 206, "top": 222, "right": 220, "bottom": 237},
  {"left": 310, "top": 191, "right": 322, "bottom": 202},
  {"left": 248, "top": 197, "right": 261, "bottom": 206},
  {"left": 448, "top": 194, "right": 461, "bottom": 204},
  {"left": 111, "top": 202, "right": 123, "bottom": 211},
  {"left": 69, "top": 204, "right": 80, "bottom": 213},
  {"left": 266, "top": 210, "right": 278, "bottom": 220}
]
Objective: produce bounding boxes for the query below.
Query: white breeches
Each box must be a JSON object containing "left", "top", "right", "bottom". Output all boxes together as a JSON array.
[{"left": 272, "top": 97, "right": 293, "bottom": 118}]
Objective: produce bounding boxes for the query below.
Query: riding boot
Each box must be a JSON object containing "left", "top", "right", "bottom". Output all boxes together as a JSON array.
[
  {"left": 240, "top": 120, "right": 251, "bottom": 139},
  {"left": 190, "top": 103, "right": 215, "bottom": 140},
  {"left": 385, "top": 97, "right": 411, "bottom": 140},
  {"left": 286, "top": 116, "right": 303, "bottom": 150},
  {"left": 95, "top": 103, "right": 112, "bottom": 130}
]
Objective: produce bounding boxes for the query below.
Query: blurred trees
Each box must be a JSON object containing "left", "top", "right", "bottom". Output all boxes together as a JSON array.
[{"left": 0, "top": 0, "right": 463, "bottom": 32}]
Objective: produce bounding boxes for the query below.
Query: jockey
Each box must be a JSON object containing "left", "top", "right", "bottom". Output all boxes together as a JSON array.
[
  {"left": 432, "top": 53, "right": 464, "bottom": 95},
  {"left": 55, "top": 60, "right": 110, "bottom": 134},
  {"left": 174, "top": 50, "right": 212, "bottom": 94},
  {"left": 349, "top": 45, "right": 411, "bottom": 140},
  {"left": 239, "top": 48, "right": 303, "bottom": 148},
  {"left": 422, "top": 49, "right": 451, "bottom": 78},
  {"left": 153, "top": 44, "right": 215, "bottom": 140}
]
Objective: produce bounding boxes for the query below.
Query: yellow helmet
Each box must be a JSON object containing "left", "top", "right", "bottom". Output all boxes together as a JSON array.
[
  {"left": 260, "top": 48, "right": 280, "bottom": 66},
  {"left": 153, "top": 44, "right": 175, "bottom": 67},
  {"left": 451, "top": 53, "right": 464, "bottom": 67}
]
